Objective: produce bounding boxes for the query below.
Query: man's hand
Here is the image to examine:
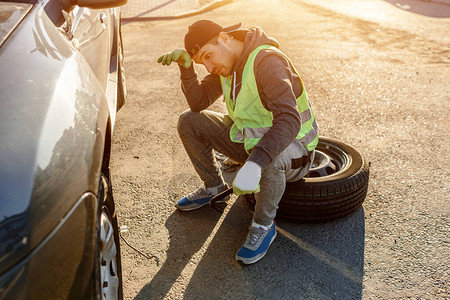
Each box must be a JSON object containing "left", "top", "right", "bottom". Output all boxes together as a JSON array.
[
  {"left": 233, "top": 161, "right": 262, "bottom": 195},
  {"left": 157, "top": 49, "right": 192, "bottom": 69}
]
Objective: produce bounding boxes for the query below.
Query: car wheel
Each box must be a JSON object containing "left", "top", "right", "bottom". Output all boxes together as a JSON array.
[
  {"left": 98, "top": 174, "right": 123, "bottom": 299},
  {"left": 116, "top": 29, "right": 126, "bottom": 111},
  {"left": 245, "top": 137, "right": 370, "bottom": 222}
]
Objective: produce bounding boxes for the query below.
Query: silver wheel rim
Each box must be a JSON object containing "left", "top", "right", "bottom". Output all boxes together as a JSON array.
[
  {"left": 100, "top": 211, "right": 119, "bottom": 300},
  {"left": 306, "top": 143, "right": 350, "bottom": 178}
]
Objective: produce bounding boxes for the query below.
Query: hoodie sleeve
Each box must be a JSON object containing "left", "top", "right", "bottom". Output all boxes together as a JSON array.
[
  {"left": 247, "top": 50, "right": 304, "bottom": 169},
  {"left": 179, "top": 65, "right": 223, "bottom": 112}
]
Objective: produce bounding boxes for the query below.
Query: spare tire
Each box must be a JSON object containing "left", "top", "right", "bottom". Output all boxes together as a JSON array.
[{"left": 246, "top": 137, "right": 370, "bottom": 222}]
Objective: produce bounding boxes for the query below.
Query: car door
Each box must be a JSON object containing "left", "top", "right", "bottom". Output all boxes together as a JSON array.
[{"left": 70, "top": 6, "right": 113, "bottom": 92}]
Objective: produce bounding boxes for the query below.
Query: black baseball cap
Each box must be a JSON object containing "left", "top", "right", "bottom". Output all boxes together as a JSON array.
[{"left": 184, "top": 20, "right": 241, "bottom": 57}]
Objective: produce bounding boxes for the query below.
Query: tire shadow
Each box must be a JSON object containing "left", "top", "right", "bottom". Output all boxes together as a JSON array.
[{"left": 182, "top": 199, "right": 365, "bottom": 300}]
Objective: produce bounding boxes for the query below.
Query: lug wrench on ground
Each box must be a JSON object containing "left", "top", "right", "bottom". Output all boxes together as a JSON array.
[{"left": 209, "top": 187, "right": 234, "bottom": 213}]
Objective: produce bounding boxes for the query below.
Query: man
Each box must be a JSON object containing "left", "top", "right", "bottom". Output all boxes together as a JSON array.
[{"left": 157, "top": 20, "right": 318, "bottom": 264}]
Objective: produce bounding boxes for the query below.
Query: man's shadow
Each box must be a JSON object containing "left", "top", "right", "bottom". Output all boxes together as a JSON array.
[{"left": 133, "top": 207, "right": 222, "bottom": 300}]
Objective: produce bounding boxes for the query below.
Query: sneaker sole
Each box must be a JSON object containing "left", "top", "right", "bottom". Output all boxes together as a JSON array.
[{"left": 236, "top": 230, "right": 277, "bottom": 264}]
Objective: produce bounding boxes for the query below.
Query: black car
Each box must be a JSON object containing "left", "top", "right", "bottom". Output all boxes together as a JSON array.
[{"left": 0, "top": 0, "right": 126, "bottom": 297}]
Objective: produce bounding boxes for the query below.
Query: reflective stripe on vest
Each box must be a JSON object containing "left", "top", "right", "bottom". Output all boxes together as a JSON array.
[
  {"left": 221, "top": 45, "right": 319, "bottom": 153},
  {"left": 233, "top": 109, "right": 314, "bottom": 141}
]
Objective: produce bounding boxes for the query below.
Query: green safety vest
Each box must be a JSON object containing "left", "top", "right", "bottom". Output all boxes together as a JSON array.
[{"left": 220, "top": 45, "right": 319, "bottom": 154}]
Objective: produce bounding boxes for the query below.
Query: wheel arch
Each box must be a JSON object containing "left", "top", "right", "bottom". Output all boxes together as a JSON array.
[
  {"left": 94, "top": 115, "right": 123, "bottom": 300},
  {"left": 101, "top": 117, "right": 113, "bottom": 176}
]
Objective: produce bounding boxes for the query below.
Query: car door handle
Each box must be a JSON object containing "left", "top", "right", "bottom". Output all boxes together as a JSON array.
[{"left": 99, "top": 12, "right": 107, "bottom": 24}]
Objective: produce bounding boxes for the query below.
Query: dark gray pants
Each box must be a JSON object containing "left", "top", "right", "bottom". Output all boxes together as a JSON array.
[{"left": 177, "top": 109, "right": 312, "bottom": 226}]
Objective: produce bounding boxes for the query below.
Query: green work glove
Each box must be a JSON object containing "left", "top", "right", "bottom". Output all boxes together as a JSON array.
[
  {"left": 232, "top": 161, "right": 262, "bottom": 195},
  {"left": 157, "top": 49, "right": 192, "bottom": 69}
]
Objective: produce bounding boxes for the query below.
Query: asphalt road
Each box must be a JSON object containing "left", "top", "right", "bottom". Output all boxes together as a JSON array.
[{"left": 111, "top": 0, "right": 450, "bottom": 299}]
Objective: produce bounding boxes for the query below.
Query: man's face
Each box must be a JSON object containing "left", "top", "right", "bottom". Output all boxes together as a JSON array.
[{"left": 193, "top": 33, "right": 236, "bottom": 77}]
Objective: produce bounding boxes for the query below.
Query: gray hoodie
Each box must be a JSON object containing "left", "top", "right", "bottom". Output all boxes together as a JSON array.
[{"left": 179, "top": 26, "right": 306, "bottom": 169}]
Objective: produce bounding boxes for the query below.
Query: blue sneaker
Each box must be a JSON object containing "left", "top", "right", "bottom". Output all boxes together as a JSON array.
[
  {"left": 175, "top": 185, "right": 229, "bottom": 211},
  {"left": 236, "top": 222, "right": 277, "bottom": 264}
]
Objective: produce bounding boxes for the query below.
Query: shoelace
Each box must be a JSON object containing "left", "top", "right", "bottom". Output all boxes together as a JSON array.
[
  {"left": 187, "top": 187, "right": 210, "bottom": 200},
  {"left": 247, "top": 226, "right": 266, "bottom": 247}
]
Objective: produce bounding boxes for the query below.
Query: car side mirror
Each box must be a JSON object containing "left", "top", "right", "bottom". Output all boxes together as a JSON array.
[
  {"left": 77, "top": 0, "right": 127, "bottom": 9},
  {"left": 60, "top": 0, "right": 127, "bottom": 12}
]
